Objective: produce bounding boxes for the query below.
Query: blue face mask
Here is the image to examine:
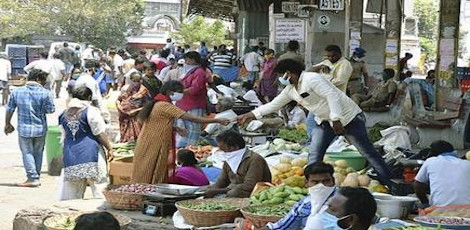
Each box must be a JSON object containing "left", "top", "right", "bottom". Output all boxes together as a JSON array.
[
  {"left": 320, "top": 211, "right": 343, "bottom": 230},
  {"left": 278, "top": 72, "right": 291, "bottom": 86},
  {"left": 183, "top": 63, "right": 198, "bottom": 74}
]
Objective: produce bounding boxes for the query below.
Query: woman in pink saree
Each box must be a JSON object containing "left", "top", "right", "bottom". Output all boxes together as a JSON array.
[{"left": 168, "top": 149, "right": 209, "bottom": 186}]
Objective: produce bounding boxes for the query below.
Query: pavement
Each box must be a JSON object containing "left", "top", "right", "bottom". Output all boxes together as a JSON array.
[{"left": 0, "top": 87, "right": 86, "bottom": 229}]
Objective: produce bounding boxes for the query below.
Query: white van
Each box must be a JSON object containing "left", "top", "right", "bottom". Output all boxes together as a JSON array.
[{"left": 48, "top": 42, "right": 83, "bottom": 59}]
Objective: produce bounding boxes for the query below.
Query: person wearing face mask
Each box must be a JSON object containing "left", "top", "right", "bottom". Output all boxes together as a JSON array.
[
  {"left": 175, "top": 51, "right": 210, "bottom": 148},
  {"left": 306, "top": 45, "right": 352, "bottom": 146},
  {"left": 260, "top": 162, "right": 335, "bottom": 230},
  {"left": 116, "top": 72, "right": 146, "bottom": 143},
  {"left": 351, "top": 68, "right": 397, "bottom": 110},
  {"left": 58, "top": 87, "right": 113, "bottom": 200},
  {"left": 322, "top": 187, "right": 377, "bottom": 230},
  {"left": 131, "top": 81, "right": 229, "bottom": 184},
  {"left": 168, "top": 149, "right": 210, "bottom": 186},
  {"left": 237, "top": 59, "right": 392, "bottom": 185},
  {"left": 259, "top": 49, "right": 278, "bottom": 103},
  {"left": 347, "top": 48, "right": 369, "bottom": 96},
  {"left": 404, "top": 69, "right": 436, "bottom": 108},
  {"left": 204, "top": 130, "right": 271, "bottom": 198}
]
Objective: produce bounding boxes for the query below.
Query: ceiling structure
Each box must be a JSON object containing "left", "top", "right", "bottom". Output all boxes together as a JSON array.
[{"left": 186, "top": 0, "right": 272, "bottom": 21}]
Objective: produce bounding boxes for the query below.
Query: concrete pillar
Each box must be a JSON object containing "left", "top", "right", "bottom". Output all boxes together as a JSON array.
[
  {"left": 346, "top": 0, "right": 364, "bottom": 57},
  {"left": 435, "top": 0, "right": 461, "bottom": 109},
  {"left": 384, "top": 0, "right": 402, "bottom": 71}
]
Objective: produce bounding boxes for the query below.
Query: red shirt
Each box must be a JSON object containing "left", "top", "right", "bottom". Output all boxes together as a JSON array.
[
  {"left": 176, "top": 67, "right": 208, "bottom": 111},
  {"left": 153, "top": 57, "right": 169, "bottom": 71}
]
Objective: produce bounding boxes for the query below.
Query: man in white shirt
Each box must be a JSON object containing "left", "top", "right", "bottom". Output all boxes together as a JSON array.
[
  {"left": 0, "top": 52, "right": 11, "bottom": 105},
  {"left": 241, "top": 81, "right": 262, "bottom": 106},
  {"left": 108, "top": 48, "right": 124, "bottom": 91},
  {"left": 241, "top": 46, "right": 264, "bottom": 83},
  {"left": 24, "top": 52, "right": 53, "bottom": 90},
  {"left": 75, "top": 60, "right": 104, "bottom": 109},
  {"left": 414, "top": 141, "right": 470, "bottom": 207},
  {"left": 238, "top": 59, "right": 391, "bottom": 183},
  {"left": 122, "top": 57, "right": 146, "bottom": 87},
  {"left": 50, "top": 53, "right": 66, "bottom": 98},
  {"left": 306, "top": 45, "right": 353, "bottom": 145}
]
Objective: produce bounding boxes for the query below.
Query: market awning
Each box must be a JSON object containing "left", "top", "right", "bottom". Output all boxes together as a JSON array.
[{"left": 186, "top": 0, "right": 272, "bottom": 21}]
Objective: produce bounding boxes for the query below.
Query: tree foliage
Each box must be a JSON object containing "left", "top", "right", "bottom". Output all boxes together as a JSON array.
[
  {"left": 413, "top": 0, "right": 438, "bottom": 40},
  {"left": 0, "top": 0, "right": 144, "bottom": 49},
  {"left": 172, "top": 16, "right": 232, "bottom": 47}
]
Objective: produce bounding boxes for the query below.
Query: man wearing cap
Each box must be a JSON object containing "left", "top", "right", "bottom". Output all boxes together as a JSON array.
[{"left": 347, "top": 48, "right": 370, "bottom": 95}]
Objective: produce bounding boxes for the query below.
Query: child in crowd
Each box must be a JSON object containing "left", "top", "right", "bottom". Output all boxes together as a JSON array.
[{"left": 168, "top": 149, "right": 210, "bottom": 186}]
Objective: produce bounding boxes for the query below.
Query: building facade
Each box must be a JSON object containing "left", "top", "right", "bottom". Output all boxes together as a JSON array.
[{"left": 127, "top": 0, "right": 183, "bottom": 50}]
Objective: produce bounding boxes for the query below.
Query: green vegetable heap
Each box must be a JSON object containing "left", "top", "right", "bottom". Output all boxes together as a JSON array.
[
  {"left": 247, "top": 205, "right": 292, "bottom": 216},
  {"left": 277, "top": 129, "right": 308, "bottom": 143},
  {"left": 181, "top": 202, "right": 237, "bottom": 211},
  {"left": 54, "top": 217, "right": 75, "bottom": 228},
  {"left": 250, "top": 185, "right": 308, "bottom": 206},
  {"left": 112, "top": 142, "right": 136, "bottom": 157}
]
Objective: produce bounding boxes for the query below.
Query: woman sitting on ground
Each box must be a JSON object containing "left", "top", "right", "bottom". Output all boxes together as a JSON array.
[{"left": 168, "top": 149, "right": 210, "bottom": 186}]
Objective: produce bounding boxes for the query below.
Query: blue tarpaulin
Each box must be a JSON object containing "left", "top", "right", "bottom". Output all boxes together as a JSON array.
[{"left": 212, "top": 66, "right": 240, "bottom": 83}]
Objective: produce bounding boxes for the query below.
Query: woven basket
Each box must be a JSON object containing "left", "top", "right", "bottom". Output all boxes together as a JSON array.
[
  {"left": 175, "top": 198, "right": 250, "bottom": 227},
  {"left": 103, "top": 186, "right": 145, "bottom": 211},
  {"left": 43, "top": 212, "right": 132, "bottom": 230},
  {"left": 240, "top": 205, "right": 289, "bottom": 228}
]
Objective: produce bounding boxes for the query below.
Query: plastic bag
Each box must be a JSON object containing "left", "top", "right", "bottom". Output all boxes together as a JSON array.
[{"left": 374, "top": 126, "right": 411, "bottom": 154}]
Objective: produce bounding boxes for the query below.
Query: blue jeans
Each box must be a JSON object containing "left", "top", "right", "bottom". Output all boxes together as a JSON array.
[
  {"left": 308, "top": 113, "right": 392, "bottom": 183},
  {"left": 246, "top": 71, "right": 259, "bottom": 83},
  {"left": 306, "top": 113, "right": 317, "bottom": 146},
  {"left": 176, "top": 108, "right": 205, "bottom": 148},
  {"left": 18, "top": 136, "right": 46, "bottom": 182}
]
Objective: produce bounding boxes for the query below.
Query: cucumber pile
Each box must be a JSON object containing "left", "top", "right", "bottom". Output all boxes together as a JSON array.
[
  {"left": 112, "top": 142, "right": 136, "bottom": 157},
  {"left": 250, "top": 185, "right": 308, "bottom": 206}
]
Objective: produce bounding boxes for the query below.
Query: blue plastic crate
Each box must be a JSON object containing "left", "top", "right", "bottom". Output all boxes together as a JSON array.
[
  {"left": 8, "top": 47, "right": 27, "bottom": 57},
  {"left": 10, "top": 58, "right": 27, "bottom": 68},
  {"left": 456, "top": 67, "right": 470, "bottom": 80},
  {"left": 11, "top": 68, "right": 26, "bottom": 76}
]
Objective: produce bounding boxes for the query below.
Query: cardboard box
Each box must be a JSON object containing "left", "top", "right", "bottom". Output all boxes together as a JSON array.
[{"left": 109, "top": 156, "right": 133, "bottom": 185}]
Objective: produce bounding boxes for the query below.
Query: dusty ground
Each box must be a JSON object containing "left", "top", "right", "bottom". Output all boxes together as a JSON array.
[{"left": 0, "top": 100, "right": 62, "bottom": 229}]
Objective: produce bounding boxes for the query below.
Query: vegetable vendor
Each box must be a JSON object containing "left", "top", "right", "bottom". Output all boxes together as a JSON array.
[
  {"left": 204, "top": 130, "right": 271, "bottom": 198},
  {"left": 237, "top": 59, "right": 392, "bottom": 185},
  {"left": 414, "top": 141, "right": 470, "bottom": 207},
  {"left": 279, "top": 101, "right": 307, "bottom": 129},
  {"left": 262, "top": 162, "right": 337, "bottom": 230}
]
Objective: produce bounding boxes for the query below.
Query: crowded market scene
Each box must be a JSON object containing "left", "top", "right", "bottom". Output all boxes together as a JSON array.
[{"left": 2, "top": 0, "right": 470, "bottom": 229}]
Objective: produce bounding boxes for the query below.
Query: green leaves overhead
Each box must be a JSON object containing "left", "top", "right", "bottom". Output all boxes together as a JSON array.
[
  {"left": 171, "top": 16, "right": 232, "bottom": 47},
  {"left": 0, "top": 0, "right": 144, "bottom": 49}
]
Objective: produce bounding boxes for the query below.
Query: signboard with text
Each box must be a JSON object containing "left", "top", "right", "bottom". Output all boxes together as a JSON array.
[
  {"left": 275, "top": 19, "right": 305, "bottom": 43},
  {"left": 319, "top": 0, "right": 344, "bottom": 11},
  {"left": 282, "top": 2, "right": 300, "bottom": 13}
]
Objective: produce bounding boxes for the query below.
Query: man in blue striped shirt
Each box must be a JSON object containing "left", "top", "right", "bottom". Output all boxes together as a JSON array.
[
  {"left": 5, "top": 69, "right": 55, "bottom": 187},
  {"left": 264, "top": 162, "right": 336, "bottom": 230}
]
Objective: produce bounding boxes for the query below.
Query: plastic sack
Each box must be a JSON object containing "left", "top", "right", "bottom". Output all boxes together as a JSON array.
[
  {"left": 374, "top": 126, "right": 411, "bottom": 154},
  {"left": 246, "top": 120, "right": 264, "bottom": 132},
  {"left": 326, "top": 136, "right": 357, "bottom": 152}
]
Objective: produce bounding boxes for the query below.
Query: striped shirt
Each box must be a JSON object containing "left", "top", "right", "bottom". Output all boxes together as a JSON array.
[
  {"left": 7, "top": 82, "right": 55, "bottom": 137},
  {"left": 267, "top": 196, "right": 311, "bottom": 230},
  {"left": 210, "top": 52, "right": 236, "bottom": 69}
]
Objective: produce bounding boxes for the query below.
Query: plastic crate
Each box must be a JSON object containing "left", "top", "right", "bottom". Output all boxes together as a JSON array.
[
  {"left": 456, "top": 67, "right": 470, "bottom": 80},
  {"left": 11, "top": 68, "right": 26, "bottom": 76},
  {"left": 8, "top": 47, "right": 27, "bottom": 57},
  {"left": 10, "top": 58, "right": 27, "bottom": 68},
  {"left": 460, "top": 79, "right": 470, "bottom": 94}
]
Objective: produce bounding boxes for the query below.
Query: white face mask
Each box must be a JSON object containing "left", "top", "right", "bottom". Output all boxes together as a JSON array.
[
  {"left": 352, "top": 56, "right": 364, "bottom": 62},
  {"left": 170, "top": 92, "right": 184, "bottom": 101}
]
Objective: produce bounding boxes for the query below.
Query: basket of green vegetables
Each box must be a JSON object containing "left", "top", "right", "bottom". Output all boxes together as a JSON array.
[
  {"left": 241, "top": 204, "right": 292, "bottom": 228},
  {"left": 175, "top": 198, "right": 250, "bottom": 227}
]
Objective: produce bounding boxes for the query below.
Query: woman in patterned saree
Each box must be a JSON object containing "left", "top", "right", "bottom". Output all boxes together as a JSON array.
[
  {"left": 116, "top": 72, "right": 146, "bottom": 143},
  {"left": 58, "top": 87, "right": 113, "bottom": 200},
  {"left": 131, "top": 81, "right": 229, "bottom": 184}
]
